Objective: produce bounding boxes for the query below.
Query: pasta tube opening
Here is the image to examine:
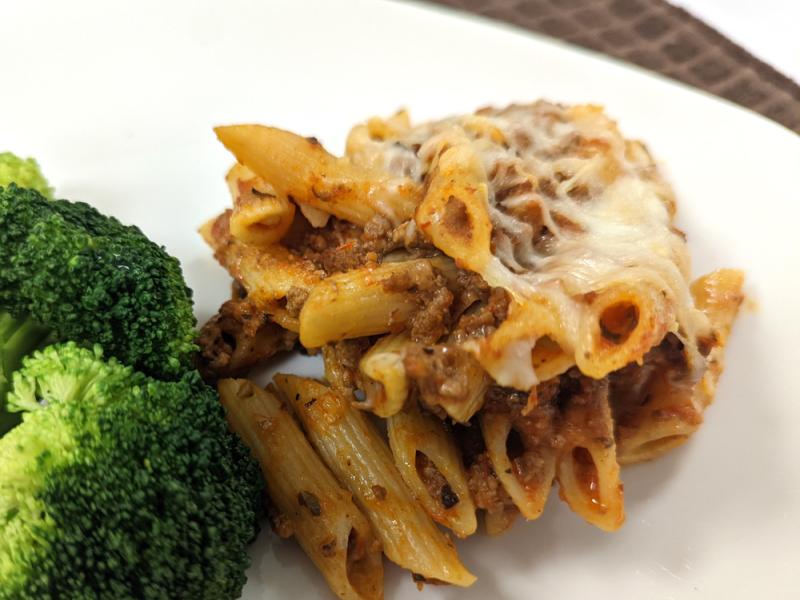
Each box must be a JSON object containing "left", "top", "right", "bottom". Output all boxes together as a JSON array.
[
  {"left": 346, "top": 527, "right": 382, "bottom": 600},
  {"left": 598, "top": 301, "right": 640, "bottom": 345}
]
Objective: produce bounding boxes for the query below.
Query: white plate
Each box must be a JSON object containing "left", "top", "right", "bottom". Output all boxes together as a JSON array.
[{"left": 3, "top": 1, "right": 800, "bottom": 598}]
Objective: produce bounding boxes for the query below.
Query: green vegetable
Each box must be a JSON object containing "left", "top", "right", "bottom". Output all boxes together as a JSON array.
[
  {"left": 0, "top": 152, "right": 53, "bottom": 198},
  {"left": 0, "top": 314, "right": 51, "bottom": 435},
  {"left": 0, "top": 153, "right": 54, "bottom": 433},
  {"left": 0, "top": 184, "right": 197, "bottom": 379},
  {"left": 0, "top": 343, "right": 264, "bottom": 599}
]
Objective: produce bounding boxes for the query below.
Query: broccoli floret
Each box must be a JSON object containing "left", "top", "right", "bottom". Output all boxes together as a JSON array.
[
  {"left": 0, "top": 184, "right": 197, "bottom": 379},
  {"left": 0, "top": 152, "right": 52, "bottom": 198},
  {"left": 0, "top": 313, "right": 52, "bottom": 435},
  {"left": 0, "top": 343, "right": 264, "bottom": 599}
]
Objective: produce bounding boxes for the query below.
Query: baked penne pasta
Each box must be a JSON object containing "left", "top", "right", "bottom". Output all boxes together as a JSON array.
[
  {"left": 387, "top": 401, "right": 477, "bottom": 538},
  {"left": 481, "top": 390, "right": 557, "bottom": 521},
  {"left": 690, "top": 269, "right": 745, "bottom": 410},
  {"left": 403, "top": 343, "right": 490, "bottom": 424},
  {"left": 226, "top": 163, "right": 296, "bottom": 246},
  {"left": 555, "top": 377, "right": 624, "bottom": 532},
  {"left": 359, "top": 332, "right": 411, "bottom": 418},
  {"left": 466, "top": 294, "right": 574, "bottom": 391},
  {"left": 415, "top": 135, "right": 499, "bottom": 280},
  {"left": 299, "top": 260, "right": 437, "bottom": 348},
  {"left": 215, "top": 125, "right": 421, "bottom": 226},
  {"left": 273, "top": 374, "right": 476, "bottom": 587},
  {"left": 199, "top": 101, "right": 745, "bottom": 577},
  {"left": 217, "top": 379, "right": 383, "bottom": 600},
  {"left": 200, "top": 210, "right": 322, "bottom": 308},
  {"left": 613, "top": 269, "right": 745, "bottom": 464}
]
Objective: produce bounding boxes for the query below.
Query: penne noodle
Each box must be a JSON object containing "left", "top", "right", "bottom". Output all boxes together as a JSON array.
[
  {"left": 298, "top": 260, "right": 436, "bottom": 348},
  {"left": 226, "top": 163, "right": 296, "bottom": 246},
  {"left": 575, "top": 281, "right": 675, "bottom": 380},
  {"left": 273, "top": 374, "right": 476, "bottom": 587},
  {"left": 345, "top": 110, "right": 412, "bottom": 171},
  {"left": 215, "top": 125, "right": 420, "bottom": 226},
  {"left": 466, "top": 295, "right": 575, "bottom": 391},
  {"left": 217, "top": 379, "right": 383, "bottom": 600},
  {"left": 614, "top": 269, "right": 744, "bottom": 464},
  {"left": 481, "top": 402, "right": 557, "bottom": 521},
  {"left": 414, "top": 136, "right": 498, "bottom": 280},
  {"left": 387, "top": 401, "right": 477, "bottom": 538},
  {"left": 435, "top": 351, "right": 489, "bottom": 424},
  {"left": 555, "top": 377, "right": 624, "bottom": 532},
  {"left": 614, "top": 367, "right": 703, "bottom": 465},
  {"left": 200, "top": 210, "right": 322, "bottom": 306},
  {"left": 690, "top": 269, "right": 745, "bottom": 410},
  {"left": 359, "top": 332, "right": 411, "bottom": 418}
]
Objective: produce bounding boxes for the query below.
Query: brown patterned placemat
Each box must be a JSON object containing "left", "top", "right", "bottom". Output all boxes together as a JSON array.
[{"left": 428, "top": 0, "right": 800, "bottom": 134}]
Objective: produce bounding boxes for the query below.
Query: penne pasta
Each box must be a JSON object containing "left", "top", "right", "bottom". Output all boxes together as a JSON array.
[
  {"left": 273, "top": 374, "right": 476, "bottom": 587},
  {"left": 345, "top": 110, "right": 412, "bottom": 172},
  {"left": 298, "top": 260, "right": 436, "bottom": 348},
  {"left": 387, "top": 401, "right": 477, "bottom": 538},
  {"left": 555, "top": 377, "right": 624, "bottom": 532},
  {"left": 227, "top": 163, "right": 296, "bottom": 246},
  {"left": 613, "top": 269, "right": 745, "bottom": 464},
  {"left": 200, "top": 210, "right": 322, "bottom": 306},
  {"left": 466, "top": 295, "right": 575, "bottom": 391},
  {"left": 217, "top": 379, "right": 383, "bottom": 600},
  {"left": 404, "top": 342, "right": 490, "bottom": 424},
  {"left": 359, "top": 332, "right": 411, "bottom": 418},
  {"left": 481, "top": 397, "right": 557, "bottom": 521},
  {"left": 613, "top": 364, "right": 704, "bottom": 465},
  {"left": 575, "top": 281, "right": 675, "bottom": 380},
  {"left": 215, "top": 125, "right": 420, "bottom": 226},
  {"left": 414, "top": 134, "right": 504, "bottom": 285},
  {"left": 199, "top": 102, "right": 744, "bottom": 563},
  {"left": 690, "top": 269, "right": 745, "bottom": 410}
]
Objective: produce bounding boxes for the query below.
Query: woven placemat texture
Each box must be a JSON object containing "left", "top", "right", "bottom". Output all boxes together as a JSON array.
[{"left": 430, "top": 0, "right": 800, "bottom": 133}]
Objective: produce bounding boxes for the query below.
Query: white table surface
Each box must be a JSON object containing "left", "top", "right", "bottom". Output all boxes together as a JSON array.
[{"left": 669, "top": 0, "right": 799, "bottom": 83}]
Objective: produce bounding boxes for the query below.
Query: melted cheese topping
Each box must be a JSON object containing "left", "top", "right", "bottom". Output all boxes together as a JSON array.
[{"left": 353, "top": 102, "right": 712, "bottom": 387}]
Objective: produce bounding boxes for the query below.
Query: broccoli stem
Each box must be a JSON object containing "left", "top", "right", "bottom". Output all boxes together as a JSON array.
[{"left": 0, "top": 312, "right": 51, "bottom": 435}]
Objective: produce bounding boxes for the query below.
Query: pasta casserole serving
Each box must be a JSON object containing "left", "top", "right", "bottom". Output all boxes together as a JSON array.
[{"left": 198, "top": 101, "right": 744, "bottom": 598}]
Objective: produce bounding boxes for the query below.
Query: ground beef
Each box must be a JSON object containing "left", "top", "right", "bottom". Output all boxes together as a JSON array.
[
  {"left": 362, "top": 214, "right": 394, "bottom": 244},
  {"left": 408, "top": 286, "right": 454, "bottom": 344},
  {"left": 197, "top": 299, "right": 297, "bottom": 381},
  {"left": 451, "top": 287, "right": 510, "bottom": 342},
  {"left": 382, "top": 261, "right": 454, "bottom": 344},
  {"left": 404, "top": 343, "right": 475, "bottom": 407},
  {"left": 322, "top": 339, "right": 371, "bottom": 396},
  {"left": 284, "top": 286, "right": 309, "bottom": 318},
  {"left": 450, "top": 270, "right": 490, "bottom": 321},
  {"left": 453, "top": 421, "right": 517, "bottom": 534},
  {"left": 609, "top": 333, "right": 689, "bottom": 428},
  {"left": 285, "top": 214, "right": 436, "bottom": 275},
  {"left": 558, "top": 372, "right": 613, "bottom": 446}
]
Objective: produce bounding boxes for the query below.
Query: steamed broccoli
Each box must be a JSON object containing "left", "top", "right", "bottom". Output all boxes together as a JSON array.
[
  {"left": 0, "top": 184, "right": 197, "bottom": 379},
  {"left": 0, "top": 154, "right": 54, "bottom": 433},
  {"left": 0, "top": 152, "right": 52, "bottom": 198},
  {"left": 0, "top": 314, "right": 51, "bottom": 435},
  {"left": 0, "top": 343, "right": 264, "bottom": 599}
]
